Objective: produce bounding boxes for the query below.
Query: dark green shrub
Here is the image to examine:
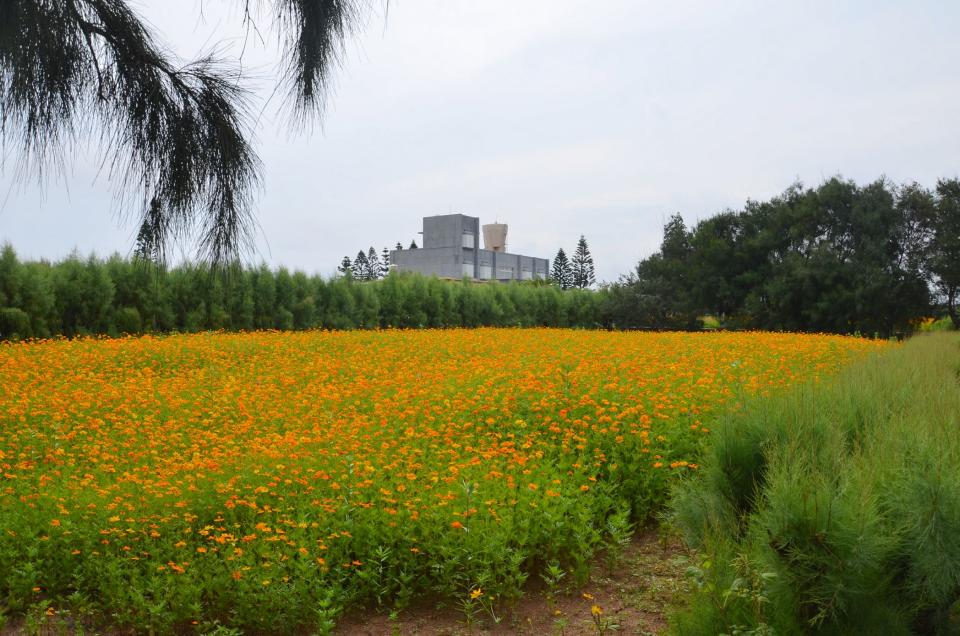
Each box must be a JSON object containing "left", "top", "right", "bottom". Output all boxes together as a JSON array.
[
  {"left": 114, "top": 307, "right": 143, "bottom": 335},
  {"left": 0, "top": 307, "right": 31, "bottom": 339}
]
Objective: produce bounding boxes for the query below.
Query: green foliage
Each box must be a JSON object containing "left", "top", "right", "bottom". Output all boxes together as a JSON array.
[
  {"left": 2, "top": 0, "right": 374, "bottom": 263},
  {"left": 918, "top": 316, "right": 956, "bottom": 332},
  {"left": 571, "top": 236, "right": 596, "bottom": 290},
  {"left": 114, "top": 307, "right": 142, "bottom": 335},
  {"left": 669, "top": 333, "right": 960, "bottom": 635},
  {"left": 609, "top": 177, "right": 960, "bottom": 336},
  {"left": 931, "top": 180, "right": 960, "bottom": 329},
  {"left": 0, "top": 246, "right": 606, "bottom": 340},
  {"left": 552, "top": 248, "right": 573, "bottom": 290},
  {"left": 0, "top": 307, "right": 31, "bottom": 340}
]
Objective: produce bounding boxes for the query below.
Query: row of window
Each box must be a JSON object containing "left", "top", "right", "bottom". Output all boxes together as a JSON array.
[{"left": 462, "top": 264, "right": 539, "bottom": 280}]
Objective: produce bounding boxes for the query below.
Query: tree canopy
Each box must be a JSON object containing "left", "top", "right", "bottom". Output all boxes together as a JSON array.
[
  {"left": 1, "top": 0, "right": 374, "bottom": 263},
  {"left": 607, "top": 176, "right": 958, "bottom": 335}
]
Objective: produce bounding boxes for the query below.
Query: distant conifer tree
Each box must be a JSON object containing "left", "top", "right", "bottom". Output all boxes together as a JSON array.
[
  {"left": 395, "top": 242, "right": 403, "bottom": 251},
  {"left": 409, "top": 240, "right": 418, "bottom": 249},
  {"left": 353, "top": 251, "right": 369, "bottom": 280},
  {"left": 571, "top": 236, "right": 596, "bottom": 289},
  {"left": 338, "top": 256, "right": 353, "bottom": 277},
  {"left": 367, "top": 247, "right": 382, "bottom": 279},
  {"left": 132, "top": 199, "right": 164, "bottom": 263},
  {"left": 381, "top": 247, "right": 392, "bottom": 272},
  {"left": 551, "top": 248, "right": 573, "bottom": 289}
]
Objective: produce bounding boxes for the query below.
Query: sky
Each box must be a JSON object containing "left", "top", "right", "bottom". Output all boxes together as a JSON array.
[{"left": 2, "top": 0, "right": 959, "bottom": 281}]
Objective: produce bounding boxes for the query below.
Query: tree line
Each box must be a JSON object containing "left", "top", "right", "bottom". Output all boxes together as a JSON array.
[
  {"left": 338, "top": 241, "right": 421, "bottom": 281},
  {"left": 2, "top": 175, "right": 957, "bottom": 341},
  {"left": 604, "top": 176, "right": 960, "bottom": 336},
  {"left": 0, "top": 247, "right": 603, "bottom": 340}
]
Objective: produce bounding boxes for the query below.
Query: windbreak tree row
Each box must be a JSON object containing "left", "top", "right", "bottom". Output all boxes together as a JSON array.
[{"left": 0, "top": 248, "right": 603, "bottom": 339}]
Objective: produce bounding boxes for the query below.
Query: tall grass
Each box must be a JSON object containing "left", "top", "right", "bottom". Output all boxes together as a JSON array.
[{"left": 669, "top": 333, "right": 960, "bottom": 635}]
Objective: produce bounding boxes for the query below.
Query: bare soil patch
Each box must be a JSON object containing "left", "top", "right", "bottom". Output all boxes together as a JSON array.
[{"left": 335, "top": 528, "right": 690, "bottom": 636}]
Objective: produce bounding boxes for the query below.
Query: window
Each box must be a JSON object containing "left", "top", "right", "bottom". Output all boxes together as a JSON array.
[{"left": 462, "top": 233, "right": 475, "bottom": 248}]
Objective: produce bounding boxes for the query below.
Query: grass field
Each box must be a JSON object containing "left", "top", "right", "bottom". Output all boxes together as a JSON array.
[{"left": 0, "top": 329, "right": 885, "bottom": 633}]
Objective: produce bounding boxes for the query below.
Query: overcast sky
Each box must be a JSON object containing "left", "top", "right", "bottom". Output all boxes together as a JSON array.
[{"left": 2, "top": 0, "right": 959, "bottom": 281}]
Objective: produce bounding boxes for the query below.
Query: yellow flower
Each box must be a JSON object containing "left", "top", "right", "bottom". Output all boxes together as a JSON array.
[
  {"left": 470, "top": 588, "right": 483, "bottom": 599},
  {"left": 591, "top": 605, "right": 603, "bottom": 616}
]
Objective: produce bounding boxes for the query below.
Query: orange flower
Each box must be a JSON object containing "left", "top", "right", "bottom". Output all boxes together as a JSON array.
[{"left": 0, "top": 327, "right": 883, "bottom": 628}]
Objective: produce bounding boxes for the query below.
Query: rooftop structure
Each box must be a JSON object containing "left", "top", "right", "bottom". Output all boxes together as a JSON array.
[{"left": 391, "top": 214, "right": 549, "bottom": 282}]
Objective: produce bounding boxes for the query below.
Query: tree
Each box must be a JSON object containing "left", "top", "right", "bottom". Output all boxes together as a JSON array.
[
  {"left": 409, "top": 240, "right": 419, "bottom": 249},
  {"left": 367, "top": 247, "right": 382, "bottom": 280},
  {"left": 571, "top": 236, "right": 596, "bottom": 289},
  {"left": 612, "top": 216, "right": 699, "bottom": 329},
  {"left": 1, "top": 1, "right": 375, "bottom": 263},
  {"left": 132, "top": 200, "right": 165, "bottom": 263},
  {"left": 338, "top": 256, "right": 352, "bottom": 277},
  {"left": 551, "top": 248, "right": 573, "bottom": 290},
  {"left": 381, "top": 247, "right": 391, "bottom": 272},
  {"left": 353, "top": 250, "right": 369, "bottom": 280},
  {"left": 611, "top": 179, "right": 937, "bottom": 335},
  {"left": 932, "top": 179, "right": 960, "bottom": 328}
]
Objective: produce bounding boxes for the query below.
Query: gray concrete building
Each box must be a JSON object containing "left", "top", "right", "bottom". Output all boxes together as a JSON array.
[{"left": 391, "top": 214, "right": 549, "bottom": 282}]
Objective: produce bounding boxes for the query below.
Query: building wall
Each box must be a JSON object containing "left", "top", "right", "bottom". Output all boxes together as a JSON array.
[
  {"left": 391, "top": 247, "right": 465, "bottom": 279},
  {"left": 392, "top": 214, "right": 548, "bottom": 282},
  {"left": 423, "top": 215, "right": 480, "bottom": 250}
]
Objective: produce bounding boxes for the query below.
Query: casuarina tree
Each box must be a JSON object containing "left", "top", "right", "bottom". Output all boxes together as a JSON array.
[
  {"left": 551, "top": 248, "right": 573, "bottom": 290},
  {"left": 1, "top": 0, "right": 378, "bottom": 263},
  {"left": 571, "top": 236, "right": 596, "bottom": 289}
]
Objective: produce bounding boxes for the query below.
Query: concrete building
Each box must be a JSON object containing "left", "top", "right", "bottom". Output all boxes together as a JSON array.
[{"left": 391, "top": 214, "right": 549, "bottom": 282}]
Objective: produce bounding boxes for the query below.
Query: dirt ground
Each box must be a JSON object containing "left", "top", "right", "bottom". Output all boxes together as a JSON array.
[{"left": 334, "top": 529, "right": 690, "bottom": 636}]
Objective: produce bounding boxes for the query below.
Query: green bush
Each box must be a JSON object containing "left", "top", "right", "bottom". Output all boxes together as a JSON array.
[
  {"left": 0, "top": 307, "right": 31, "bottom": 340},
  {"left": 918, "top": 316, "right": 957, "bottom": 332},
  {"left": 114, "top": 306, "right": 143, "bottom": 335},
  {"left": 669, "top": 334, "right": 960, "bottom": 635}
]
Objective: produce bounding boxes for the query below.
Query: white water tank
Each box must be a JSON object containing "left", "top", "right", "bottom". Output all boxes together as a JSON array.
[{"left": 482, "top": 223, "right": 508, "bottom": 252}]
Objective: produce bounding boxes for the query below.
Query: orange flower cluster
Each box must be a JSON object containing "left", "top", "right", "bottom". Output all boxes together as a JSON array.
[{"left": 0, "top": 329, "right": 885, "bottom": 629}]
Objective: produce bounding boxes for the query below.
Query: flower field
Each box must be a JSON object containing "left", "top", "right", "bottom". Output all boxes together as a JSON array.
[{"left": 0, "top": 329, "right": 885, "bottom": 632}]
